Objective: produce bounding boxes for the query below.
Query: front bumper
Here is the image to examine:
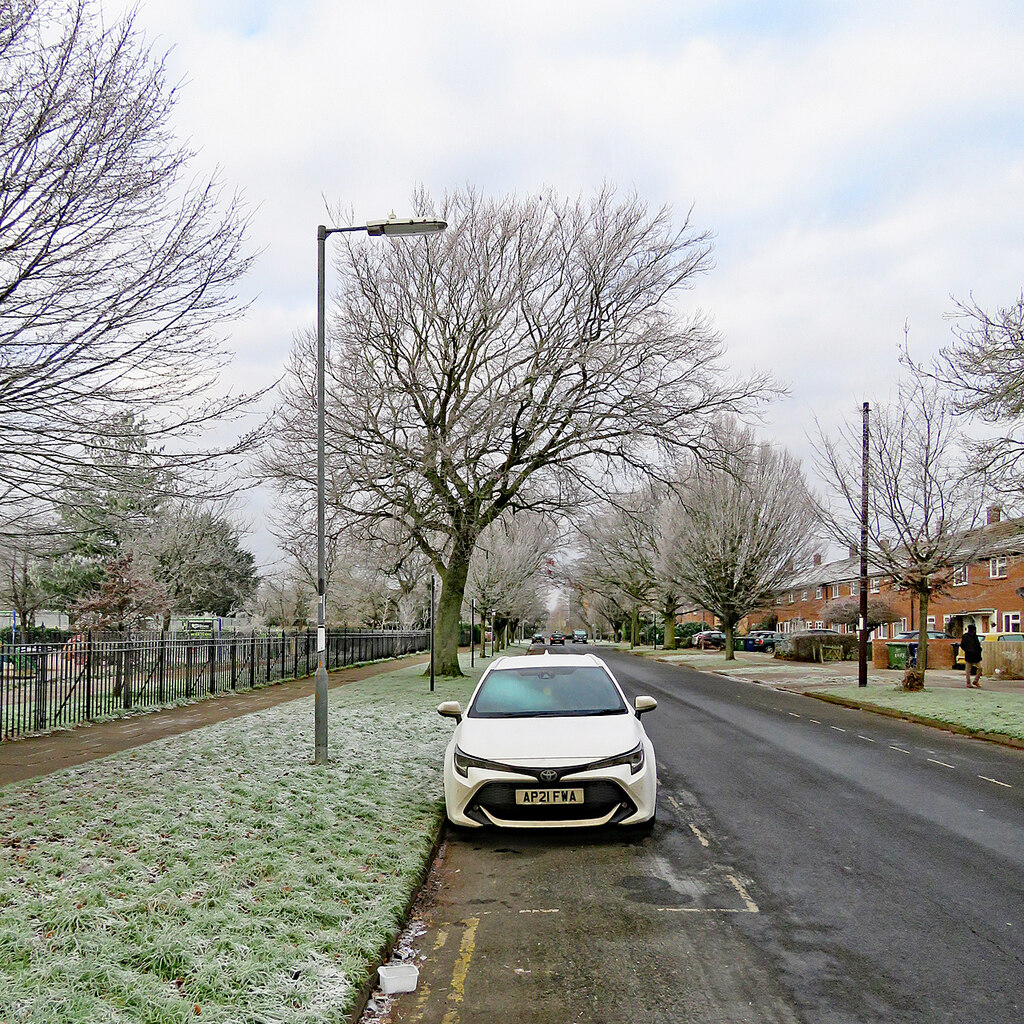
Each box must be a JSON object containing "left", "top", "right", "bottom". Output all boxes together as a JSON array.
[{"left": 444, "top": 758, "right": 656, "bottom": 830}]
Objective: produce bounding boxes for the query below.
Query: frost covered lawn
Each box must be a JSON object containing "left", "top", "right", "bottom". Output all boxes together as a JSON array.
[
  {"left": 820, "top": 685, "right": 1024, "bottom": 740},
  {"left": 0, "top": 658, "right": 480, "bottom": 1023}
]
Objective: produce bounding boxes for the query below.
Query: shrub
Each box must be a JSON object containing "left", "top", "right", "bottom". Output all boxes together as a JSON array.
[{"left": 776, "top": 633, "right": 860, "bottom": 662}]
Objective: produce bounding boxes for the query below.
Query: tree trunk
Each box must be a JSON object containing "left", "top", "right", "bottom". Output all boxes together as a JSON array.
[
  {"left": 662, "top": 600, "right": 677, "bottom": 650},
  {"left": 917, "top": 589, "right": 930, "bottom": 676},
  {"left": 723, "top": 621, "right": 736, "bottom": 660},
  {"left": 435, "top": 555, "right": 470, "bottom": 677},
  {"left": 630, "top": 606, "right": 639, "bottom": 648}
]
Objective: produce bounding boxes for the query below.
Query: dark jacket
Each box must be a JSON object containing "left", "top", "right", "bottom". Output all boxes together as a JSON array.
[{"left": 960, "top": 630, "right": 982, "bottom": 663}]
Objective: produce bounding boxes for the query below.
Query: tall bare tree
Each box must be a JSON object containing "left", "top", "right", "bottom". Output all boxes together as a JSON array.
[
  {"left": 263, "top": 187, "right": 773, "bottom": 674},
  {"left": 816, "top": 378, "right": 987, "bottom": 675},
  {"left": 0, "top": 0, "right": 256, "bottom": 525},
  {"left": 933, "top": 293, "right": 1024, "bottom": 492},
  {"left": 675, "top": 424, "right": 818, "bottom": 659}
]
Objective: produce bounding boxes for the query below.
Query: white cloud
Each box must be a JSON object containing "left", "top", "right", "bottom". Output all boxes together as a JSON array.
[{"left": 105, "top": 0, "right": 1024, "bottom": 562}]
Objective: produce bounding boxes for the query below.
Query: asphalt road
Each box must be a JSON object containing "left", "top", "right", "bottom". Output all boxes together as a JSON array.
[
  {"left": 379, "top": 647, "right": 1024, "bottom": 1024},
  {"left": 605, "top": 648, "right": 1024, "bottom": 1024}
]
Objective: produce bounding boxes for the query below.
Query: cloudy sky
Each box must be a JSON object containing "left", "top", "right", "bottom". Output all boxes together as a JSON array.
[{"left": 112, "top": 0, "right": 1024, "bottom": 568}]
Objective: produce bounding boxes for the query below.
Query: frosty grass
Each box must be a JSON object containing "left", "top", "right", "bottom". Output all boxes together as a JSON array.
[
  {"left": 0, "top": 658, "right": 480, "bottom": 1023},
  {"left": 820, "top": 685, "right": 1024, "bottom": 740}
]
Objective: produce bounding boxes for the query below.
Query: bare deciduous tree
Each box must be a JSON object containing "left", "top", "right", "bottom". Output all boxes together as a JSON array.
[
  {"left": 675, "top": 425, "right": 818, "bottom": 659},
  {"left": 933, "top": 293, "right": 1024, "bottom": 492},
  {"left": 0, "top": 0, "right": 257, "bottom": 523},
  {"left": 466, "top": 513, "right": 556, "bottom": 644},
  {"left": 576, "top": 501, "right": 658, "bottom": 648},
  {"left": 816, "top": 378, "right": 986, "bottom": 675},
  {"left": 263, "top": 186, "right": 774, "bottom": 674}
]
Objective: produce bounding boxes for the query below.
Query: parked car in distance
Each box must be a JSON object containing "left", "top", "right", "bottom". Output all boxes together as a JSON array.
[
  {"left": 894, "top": 630, "right": 948, "bottom": 641},
  {"left": 693, "top": 629, "right": 726, "bottom": 650},
  {"left": 437, "top": 652, "right": 658, "bottom": 832},
  {"left": 530, "top": 633, "right": 546, "bottom": 645},
  {"left": 952, "top": 632, "right": 1024, "bottom": 667},
  {"left": 792, "top": 628, "right": 841, "bottom": 637},
  {"left": 550, "top": 632, "right": 566, "bottom": 645},
  {"left": 751, "top": 630, "right": 787, "bottom": 652},
  {"left": 572, "top": 630, "right": 588, "bottom": 644}
]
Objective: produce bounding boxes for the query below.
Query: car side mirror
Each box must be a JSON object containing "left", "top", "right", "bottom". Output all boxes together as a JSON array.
[
  {"left": 634, "top": 695, "right": 657, "bottom": 717},
  {"left": 437, "top": 701, "right": 463, "bottom": 723}
]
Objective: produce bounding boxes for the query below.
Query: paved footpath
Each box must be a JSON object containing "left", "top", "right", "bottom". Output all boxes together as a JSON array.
[
  {"left": 0, "top": 653, "right": 430, "bottom": 787},
  {"left": 628, "top": 643, "right": 1024, "bottom": 694}
]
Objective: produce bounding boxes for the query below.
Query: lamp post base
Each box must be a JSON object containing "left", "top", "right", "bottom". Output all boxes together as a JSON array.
[{"left": 314, "top": 660, "right": 329, "bottom": 763}]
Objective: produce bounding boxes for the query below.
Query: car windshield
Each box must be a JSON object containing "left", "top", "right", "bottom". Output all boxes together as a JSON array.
[{"left": 468, "top": 665, "right": 627, "bottom": 718}]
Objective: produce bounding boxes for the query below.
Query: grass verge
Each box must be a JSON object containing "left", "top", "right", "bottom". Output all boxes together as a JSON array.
[
  {"left": 0, "top": 657, "right": 480, "bottom": 1023},
  {"left": 815, "top": 684, "right": 1024, "bottom": 744}
]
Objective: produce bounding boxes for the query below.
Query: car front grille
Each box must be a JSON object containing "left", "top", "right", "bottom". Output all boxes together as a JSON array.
[{"left": 466, "top": 780, "right": 636, "bottom": 825}]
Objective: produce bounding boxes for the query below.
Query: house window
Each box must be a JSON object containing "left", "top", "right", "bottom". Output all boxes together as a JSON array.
[
  {"left": 788, "top": 591, "right": 794, "bottom": 604},
  {"left": 952, "top": 564, "right": 968, "bottom": 586},
  {"left": 877, "top": 623, "right": 888, "bottom": 639},
  {"left": 814, "top": 620, "right": 824, "bottom": 629},
  {"left": 870, "top": 577, "right": 880, "bottom": 593},
  {"left": 801, "top": 590, "right": 808, "bottom": 601},
  {"left": 1005, "top": 612, "right": 1021, "bottom": 632},
  {"left": 850, "top": 582, "right": 858, "bottom": 596},
  {"left": 990, "top": 556, "right": 1008, "bottom": 579},
  {"left": 927, "top": 616, "right": 935, "bottom": 628},
  {"left": 899, "top": 618, "right": 908, "bottom": 632},
  {"left": 830, "top": 584, "right": 840, "bottom": 599},
  {"left": 816, "top": 586, "right": 822, "bottom": 600}
]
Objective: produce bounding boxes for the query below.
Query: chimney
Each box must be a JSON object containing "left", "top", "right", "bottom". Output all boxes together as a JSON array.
[
  {"left": 988, "top": 505, "right": 1002, "bottom": 526},
  {"left": 813, "top": 553, "right": 822, "bottom": 566},
  {"left": 848, "top": 544, "right": 858, "bottom": 558}
]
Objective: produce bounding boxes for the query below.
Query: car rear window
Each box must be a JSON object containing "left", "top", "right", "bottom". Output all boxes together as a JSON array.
[{"left": 468, "top": 666, "right": 627, "bottom": 718}]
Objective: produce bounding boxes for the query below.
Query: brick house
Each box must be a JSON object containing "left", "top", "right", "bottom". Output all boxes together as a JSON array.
[{"left": 766, "top": 506, "right": 1024, "bottom": 640}]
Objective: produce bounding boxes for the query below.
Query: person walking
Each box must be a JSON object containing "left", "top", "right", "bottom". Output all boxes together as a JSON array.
[{"left": 960, "top": 624, "right": 983, "bottom": 688}]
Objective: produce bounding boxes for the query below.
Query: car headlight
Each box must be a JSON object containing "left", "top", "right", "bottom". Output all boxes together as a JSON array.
[
  {"left": 588, "top": 743, "right": 645, "bottom": 775},
  {"left": 453, "top": 746, "right": 504, "bottom": 778}
]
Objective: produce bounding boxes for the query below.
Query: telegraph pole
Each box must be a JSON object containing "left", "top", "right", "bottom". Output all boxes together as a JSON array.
[{"left": 859, "top": 401, "right": 870, "bottom": 687}]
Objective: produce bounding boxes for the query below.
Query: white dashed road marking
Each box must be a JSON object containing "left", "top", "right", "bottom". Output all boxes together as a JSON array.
[
  {"left": 979, "top": 775, "right": 1012, "bottom": 788},
  {"left": 928, "top": 758, "right": 956, "bottom": 769},
  {"left": 858, "top": 735, "right": 875, "bottom": 742}
]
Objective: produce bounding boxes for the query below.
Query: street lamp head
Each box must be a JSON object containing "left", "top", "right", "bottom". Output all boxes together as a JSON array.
[{"left": 366, "top": 213, "right": 447, "bottom": 237}]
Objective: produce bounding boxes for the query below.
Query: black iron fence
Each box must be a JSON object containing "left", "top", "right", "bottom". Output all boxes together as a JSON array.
[{"left": 1, "top": 628, "right": 430, "bottom": 741}]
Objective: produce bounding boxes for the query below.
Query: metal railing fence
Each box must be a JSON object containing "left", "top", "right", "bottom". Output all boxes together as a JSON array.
[{"left": 1, "top": 628, "right": 429, "bottom": 741}]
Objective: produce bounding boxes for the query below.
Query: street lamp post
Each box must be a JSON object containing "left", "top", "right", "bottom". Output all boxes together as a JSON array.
[{"left": 315, "top": 215, "right": 445, "bottom": 764}]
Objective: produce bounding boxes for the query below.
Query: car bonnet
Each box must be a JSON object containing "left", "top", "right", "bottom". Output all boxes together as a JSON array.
[{"left": 455, "top": 714, "right": 645, "bottom": 765}]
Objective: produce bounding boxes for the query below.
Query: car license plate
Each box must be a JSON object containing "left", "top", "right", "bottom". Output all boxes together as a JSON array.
[{"left": 514, "top": 788, "right": 584, "bottom": 805}]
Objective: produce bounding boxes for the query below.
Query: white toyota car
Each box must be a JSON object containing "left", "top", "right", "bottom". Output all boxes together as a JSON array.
[{"left": 437, "top": 652, "right": 658, "bottom": 831}]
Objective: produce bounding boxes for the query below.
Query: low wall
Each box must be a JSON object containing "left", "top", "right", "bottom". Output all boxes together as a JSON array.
[{"left": 873, "top": 638, "right": 957, "bottom": 670}]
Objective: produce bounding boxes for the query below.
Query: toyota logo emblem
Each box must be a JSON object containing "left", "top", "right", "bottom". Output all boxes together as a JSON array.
[{"left": 539, "top": 769, "right": 559, "bottom": 783}]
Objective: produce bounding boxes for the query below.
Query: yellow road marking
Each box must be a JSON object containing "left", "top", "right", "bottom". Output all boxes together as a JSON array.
[
  {"left": 726, "top": 873, "right": 759, "bottom": 913},
  {"left": 434, "top": 927, "right": 449, "bottom": 949},
  {"left": 441, "top": 917, "right": 479, "bottom": 1024},
  {"left": 688, "top": 823, "right": 710, "bottom": 848}
]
